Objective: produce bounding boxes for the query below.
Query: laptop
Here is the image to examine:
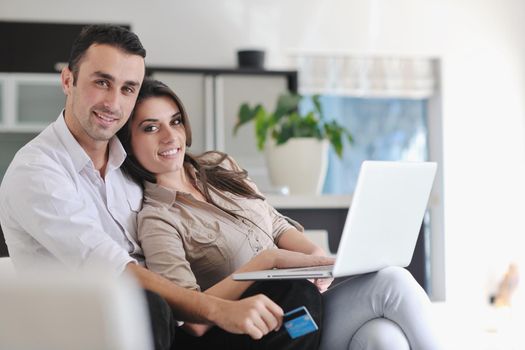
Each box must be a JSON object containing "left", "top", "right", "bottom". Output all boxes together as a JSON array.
[{"left": 232, "top": 161, "right": 437, "bottom": 281}]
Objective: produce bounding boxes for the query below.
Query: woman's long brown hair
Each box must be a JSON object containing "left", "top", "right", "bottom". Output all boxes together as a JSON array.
[{"left": 117, "top": 78, "right": 265, "bottom": 216}]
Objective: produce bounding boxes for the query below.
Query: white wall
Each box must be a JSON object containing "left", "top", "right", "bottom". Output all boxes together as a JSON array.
[
  {"left": 0, "top": 0, "right": 450, "bottom": 66},
  {"left": 438, "top": 1, "right": 525, "bottom": 307},
  {"left": 3, "top": 0, "right": 525, "bottom": 307}
]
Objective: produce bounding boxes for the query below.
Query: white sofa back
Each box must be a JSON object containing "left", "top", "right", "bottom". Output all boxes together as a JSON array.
[
  {"left": 0, "top": 257, "right": 14, "bottom": 275},
  {"left": 0, "top": 267, "right": 153, "bottom": 350}
]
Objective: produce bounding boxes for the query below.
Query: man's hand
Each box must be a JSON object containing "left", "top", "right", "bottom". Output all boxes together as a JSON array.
[{"left": 210, "top": 294, "right": 284, "bottom": 339}]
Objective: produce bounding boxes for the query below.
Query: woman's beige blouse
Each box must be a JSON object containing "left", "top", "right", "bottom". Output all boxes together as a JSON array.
[{"left": 137, "top": 156, "right": 303, "bottom": 291}]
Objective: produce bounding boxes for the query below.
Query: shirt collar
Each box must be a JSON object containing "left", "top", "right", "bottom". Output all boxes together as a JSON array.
[
  {"left": 53, "top": 111, "right": 127, "bottom": 173},
  {"left": 144, "top": 181, "right": 179, "bottom": 207},
  {"left": 107, "top": 136, "right": 127, "bottom": 171},
  {"left": 53, "top": 112, "right": 91, "bottom": 173}
]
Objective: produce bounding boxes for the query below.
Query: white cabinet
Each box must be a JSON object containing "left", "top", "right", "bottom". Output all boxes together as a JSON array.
[{"left": 0, "top": 73, "right": 62, "bottom": 132}]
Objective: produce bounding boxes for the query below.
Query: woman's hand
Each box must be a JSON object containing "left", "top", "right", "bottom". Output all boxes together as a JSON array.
[
  {"left": 275, "top": 229, "right": 336, "bottom": 292},
  {"left": 260, "top": 248, "right": 335, "bottom": 269},
  {"left": 309, "top": 277, "right": 334, "bottom": 293},
  {"left": 262, "top": 249, "right": 335, "bottom": 292}
]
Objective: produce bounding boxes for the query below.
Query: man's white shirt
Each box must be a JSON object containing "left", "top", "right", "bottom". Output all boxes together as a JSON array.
[{"left": 0, "top": 113, "right": 144, "bottom": 274}]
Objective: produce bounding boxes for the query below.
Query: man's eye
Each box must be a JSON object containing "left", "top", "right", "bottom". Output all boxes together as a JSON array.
[
  {"left": 96, "top": 80, "right": 109, "bottom": 87},
  {"left": 123, "top": 86, "right": 135, "bottom": 94},
  {"left": 144, "top": 125, "right": 159, "bottom": 132}
]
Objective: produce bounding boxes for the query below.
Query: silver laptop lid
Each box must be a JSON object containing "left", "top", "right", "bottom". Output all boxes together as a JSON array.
[{"left": 332, "top": 161, "right": 437, "bottom": 277}]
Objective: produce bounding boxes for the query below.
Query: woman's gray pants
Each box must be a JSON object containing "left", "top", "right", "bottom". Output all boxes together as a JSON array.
[{"left": 319, "top": 266, "right": 441, "bottom": 350}]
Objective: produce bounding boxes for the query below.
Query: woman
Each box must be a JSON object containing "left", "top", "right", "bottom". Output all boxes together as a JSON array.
[{"left": 118, "top": 78, "right": 441, "bottom": 349}]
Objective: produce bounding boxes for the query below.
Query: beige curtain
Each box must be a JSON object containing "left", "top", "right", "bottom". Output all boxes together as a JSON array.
[{"left": 290, "top": 53, "right": 437, "bottom": 99}]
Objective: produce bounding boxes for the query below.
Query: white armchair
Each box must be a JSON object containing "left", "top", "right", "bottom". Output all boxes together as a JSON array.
[
  {"left": 0, "top": 265, "right": 153, "bottom": 350},
  {"left": 0, "top": 257, "right": 14, "bottom": 275}
]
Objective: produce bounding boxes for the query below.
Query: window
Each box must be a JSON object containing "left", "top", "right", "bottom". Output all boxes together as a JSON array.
[{"left": 302, "top": 96, "right": 429, "bottom": 194}]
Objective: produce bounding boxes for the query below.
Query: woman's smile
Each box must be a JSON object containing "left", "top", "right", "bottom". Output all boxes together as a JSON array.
[{"left": 158, "top": 147, "right": 182, "bottom": 158}]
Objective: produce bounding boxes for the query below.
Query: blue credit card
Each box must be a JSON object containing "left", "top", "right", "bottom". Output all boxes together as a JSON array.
[{"left": 283, "top": 306, "right": 318, "bottom": 339}]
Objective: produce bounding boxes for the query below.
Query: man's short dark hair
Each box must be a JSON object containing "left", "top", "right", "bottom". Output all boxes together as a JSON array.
[{"left": 68, "top": 24, "right": 146, "bottom": 84}]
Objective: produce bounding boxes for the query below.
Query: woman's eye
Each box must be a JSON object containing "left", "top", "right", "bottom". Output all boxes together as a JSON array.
[
  {"left": 171, "top": 118, "right": 182, "bottom": 126},
  {"left": 144, "top": 125, "right": 159, "bottom": 132}
]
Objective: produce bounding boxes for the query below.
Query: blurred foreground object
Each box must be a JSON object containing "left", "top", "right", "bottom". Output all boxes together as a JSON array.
[
  {"left": 0, "top": 265, "right": 153, "bottom": 350},
  {"left": 491, "top": 263, "right": 519, "bottom": 307}
]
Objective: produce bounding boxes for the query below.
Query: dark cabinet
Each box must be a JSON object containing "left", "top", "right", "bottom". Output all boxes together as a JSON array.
[{"left": 0, "top": 21, "right": 129, "bottom": 73}]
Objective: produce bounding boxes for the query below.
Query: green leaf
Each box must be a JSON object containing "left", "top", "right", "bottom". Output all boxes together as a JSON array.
[
  {"left": 345, "top": 130, "right": 354, "bottom": 144},
  {"left": 254, "top": 107, "right": 269, "bottom": 150},
  {"left": 274, "top": 93, "right": 301, "bottom": 120},
  {"left": 332, "top": 133, "right": 343, "bottom": 158},
  {"left": 312, "top": 95, "right": 323, "bottom": 119},
  {"left": 324, "top": 122, "right": 345, "bottom": 158},
  {"left": 234, "top": 103, "right": 261, "bottom": 135},
  {"left": 276, "top": 123, "right": 294, "bottom": 145}
]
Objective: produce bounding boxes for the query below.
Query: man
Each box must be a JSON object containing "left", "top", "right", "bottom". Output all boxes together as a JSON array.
[{"left": 0, "top": 25, "right": 327, "bottom": 349}]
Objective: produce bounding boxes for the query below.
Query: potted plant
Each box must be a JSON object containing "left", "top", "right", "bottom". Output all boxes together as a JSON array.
[{"left": 234, "top": 92, "right": 353, "bottom": 194}]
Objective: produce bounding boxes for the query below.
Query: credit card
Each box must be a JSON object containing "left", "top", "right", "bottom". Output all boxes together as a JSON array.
[{"left": 283, "top": 306, "right": 318, "bottom": 339}]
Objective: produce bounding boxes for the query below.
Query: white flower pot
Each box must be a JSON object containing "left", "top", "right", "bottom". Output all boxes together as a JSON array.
[{"left": 265, "top": 138, "right": 329, "bottom": 194}]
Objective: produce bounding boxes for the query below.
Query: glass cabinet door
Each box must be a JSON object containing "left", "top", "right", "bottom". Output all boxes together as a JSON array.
[
  {"left": 16, "top": 74, "right": 63, "bottom": 128},
  {"left": 0, "top": 73, "right": 63, "bottom": 132}
]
